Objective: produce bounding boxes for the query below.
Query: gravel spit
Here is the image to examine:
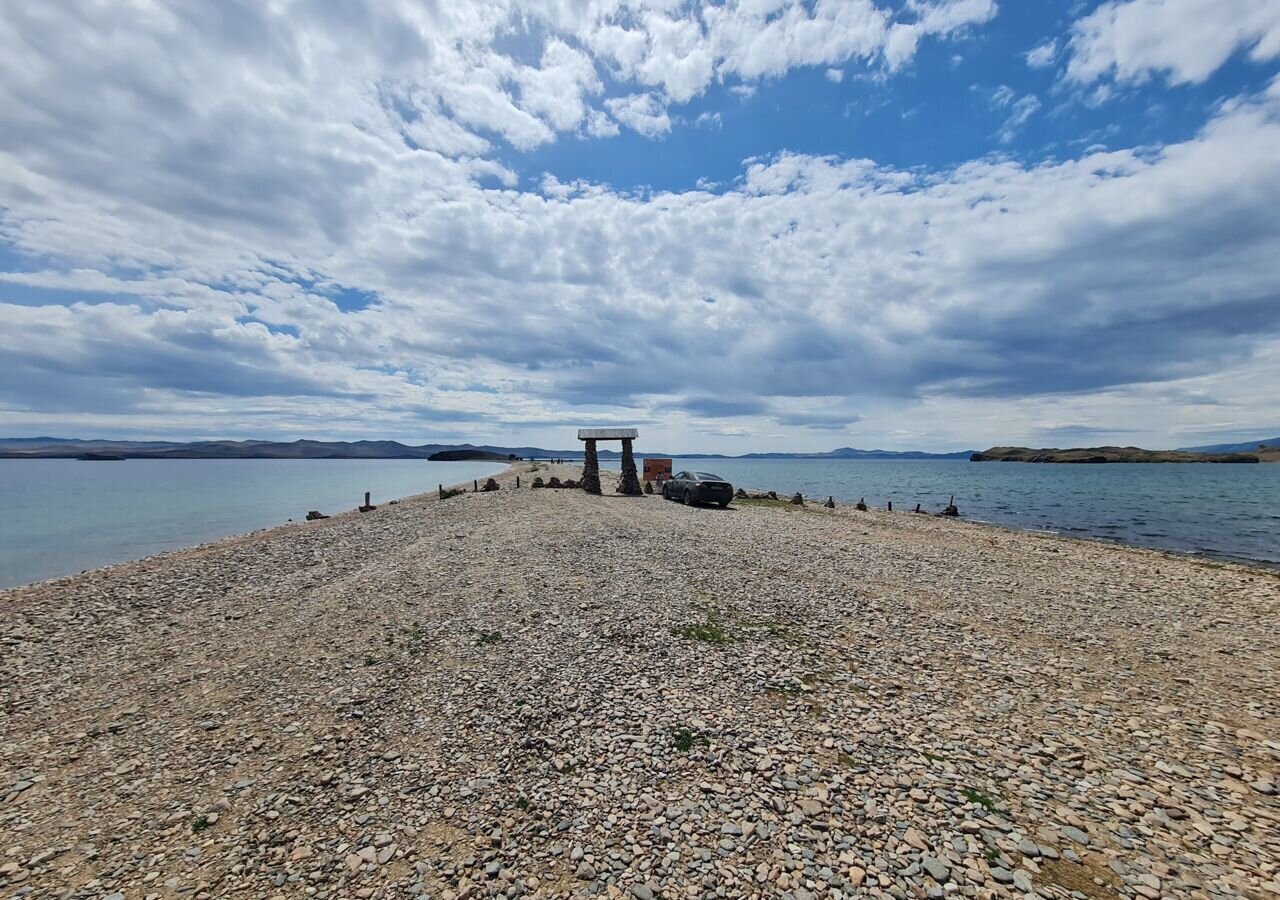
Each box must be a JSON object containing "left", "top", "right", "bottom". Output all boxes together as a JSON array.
[{"left": 2, "top": 462, "right": 1277, "bottom": 899}]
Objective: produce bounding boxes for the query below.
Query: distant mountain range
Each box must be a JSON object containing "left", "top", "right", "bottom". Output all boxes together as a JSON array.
[
  {"left": 722, "top": 447, "right": 975, "bottom": 460},
  {"left": 1177, "top": 436, "right": 1280, "bottom": 454},
  {"left": 0, "top": 437, "right": 976, "bottom": 461}
]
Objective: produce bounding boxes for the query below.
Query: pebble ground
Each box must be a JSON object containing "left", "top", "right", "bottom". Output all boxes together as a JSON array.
[{"left": 1, "top": 462, "right": 1277, "bottom": 900}]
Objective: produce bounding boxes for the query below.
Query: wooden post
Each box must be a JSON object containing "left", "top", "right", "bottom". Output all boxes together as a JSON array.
[
  {"left": 364, "top": 492, "right": 370, "bottom": 507},
  {"left": 887, "top": 500, "right": 893, "bottom": 512},
  {"left": 438, "top": 484, "right": 444, "bottom": 499},
  {"left": 474, "top": 479, "right": 478, "bottom": 492},
  {"left": 516, "top": 475, "right": 520, "bottom": 488}
]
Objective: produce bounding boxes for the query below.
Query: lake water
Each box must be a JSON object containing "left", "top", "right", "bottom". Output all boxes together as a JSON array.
[
  {"left": 0, "top": 458, "right": 507, "bottom": 588},
  {"left": 667, "top": 458, "right": 1280, "bottom": 568},
  {"left": 2, "top": 457, "right": 1276, "bottom": 589}
]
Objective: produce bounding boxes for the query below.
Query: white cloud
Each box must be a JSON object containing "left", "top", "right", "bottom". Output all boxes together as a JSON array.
[
  {"left": 513, "top": 40, "right": 602, "bottom": 133},
  {"left": 604, "top": 0, "right": 995, "bottom": 93},
  {"left": 584, "top": 108, "right": 620, "bottom": 138},
  {"left": 605, "top": 92, "right": 673, "bottom": 136},
  {"left": 987, "top": 84, "right": 1040, "bottom": 141},
  {"left": 997, "top": 94, "right": 1041, "bottom": 142},
  {"left": 694, "top": 111, "right": 723, "bottom": 129},
  {"left": 1065, "top": 0, "right": 1280, "bottom": 86},
  {"left": 1025, "top": 40, "right": 1057, "bottom": 69}
]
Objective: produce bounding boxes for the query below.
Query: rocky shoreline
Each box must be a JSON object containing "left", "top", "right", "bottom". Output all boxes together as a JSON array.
[{"left": 2, "top": 462, "right": 1277, "bottom": 899}]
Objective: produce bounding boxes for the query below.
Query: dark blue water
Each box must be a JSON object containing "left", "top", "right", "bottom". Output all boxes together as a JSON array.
[
  {"left": 668, "top": 458, "right": 1280, "bottom": 567},
  {"left": 0, "top": 459, "right": 507, "bottom": 588}
]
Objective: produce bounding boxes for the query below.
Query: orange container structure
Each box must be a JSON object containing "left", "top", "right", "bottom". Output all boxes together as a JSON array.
[{"left": 643, "top": 457, "right": 672, "bottom": 484}]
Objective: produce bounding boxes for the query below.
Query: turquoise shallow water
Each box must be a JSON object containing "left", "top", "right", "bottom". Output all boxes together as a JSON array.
[
  {"left": 0, "top": 458, "right": 507, "bottom": 588},
  {"left": 665, "top": 458, "right": 1280, "bottom": 568}
]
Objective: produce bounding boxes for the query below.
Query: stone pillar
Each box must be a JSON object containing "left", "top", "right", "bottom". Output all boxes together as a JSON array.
[
  {"left": 580, "top": 439, "right": 602, "bottom": 494},
  {"left": 618, "top": 438, "right": 642, "bottom": 495}
]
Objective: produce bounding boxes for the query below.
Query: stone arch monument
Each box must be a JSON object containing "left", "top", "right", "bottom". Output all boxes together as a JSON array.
[{"left": 577, "top": 427, "right": 642, "bottom": 496}]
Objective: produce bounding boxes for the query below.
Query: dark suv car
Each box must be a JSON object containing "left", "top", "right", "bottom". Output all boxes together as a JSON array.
[{"left": 662, "top": 471, "right": 734, "bottom": 507}]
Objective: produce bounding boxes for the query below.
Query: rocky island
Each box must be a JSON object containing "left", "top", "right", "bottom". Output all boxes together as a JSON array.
[{"left": 1, "top": 462, "right": 1276, "bottom": 899}]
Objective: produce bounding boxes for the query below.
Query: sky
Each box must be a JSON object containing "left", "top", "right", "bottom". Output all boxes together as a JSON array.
[{"left": 1, "top": 0, "right": 1279, "bottom": 454}]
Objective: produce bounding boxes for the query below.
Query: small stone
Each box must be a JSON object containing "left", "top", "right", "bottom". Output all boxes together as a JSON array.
[
  {"left": 904, "top": 827, "right": 928, "bottom": 850},
  {"left": 798, "top": 799, "right": 823, "bottom": 817},
  {"left": 1060, "top": 825, "right": 1090, "bottom": 845},
  {"left": 922, "top": 857, "right": 949, "bottom": 883}
]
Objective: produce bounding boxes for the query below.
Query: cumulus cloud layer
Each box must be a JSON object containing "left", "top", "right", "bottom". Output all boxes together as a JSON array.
[
  {"left": 1, "top": 0, "right": 1278, "bottom": 450},
  {"left": 1065, "top": 0, "right": 1280, "bottom": 86}
]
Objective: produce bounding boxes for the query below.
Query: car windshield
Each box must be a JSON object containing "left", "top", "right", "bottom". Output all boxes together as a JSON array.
[{"left": 694, "top": 472, "right": 724, "bottom": 481}]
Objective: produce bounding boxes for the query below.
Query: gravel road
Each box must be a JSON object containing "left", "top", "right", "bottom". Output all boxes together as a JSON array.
[{"left": 2, "top": 462, "right": 1277, "bottom": 899}]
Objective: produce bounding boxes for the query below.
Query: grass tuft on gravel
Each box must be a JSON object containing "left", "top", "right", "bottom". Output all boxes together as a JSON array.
[
  {"left": 962, "top": 786, "right": 1000, "bottom": 812},
  {"left": 672, "top": 727, "right": 710, "bottom": 754},
  {"left": 672, "top": 616, "right": 735, "bottom": 644}
]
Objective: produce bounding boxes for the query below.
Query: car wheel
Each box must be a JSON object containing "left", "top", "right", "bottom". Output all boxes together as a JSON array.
[
  {"left": 717, "top": 499, "right": 729, "bottom": 508},
  {"left": 684, "top": 489, "right": 697, "bottom": 506},
  {"left": 661, "top": 483, "right": 670, "bottom": 500}
]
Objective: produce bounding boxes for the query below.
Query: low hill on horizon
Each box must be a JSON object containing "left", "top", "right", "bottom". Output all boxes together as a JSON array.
[
  {"left": 1177, "top": 435, "right": 1280, "bottom": 454},
  {"left": 971, "top": 445, "right": 1265, "bottom": 463},
  {"left": 0, "top": 437, "right": 975, "bottom": 461}
]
